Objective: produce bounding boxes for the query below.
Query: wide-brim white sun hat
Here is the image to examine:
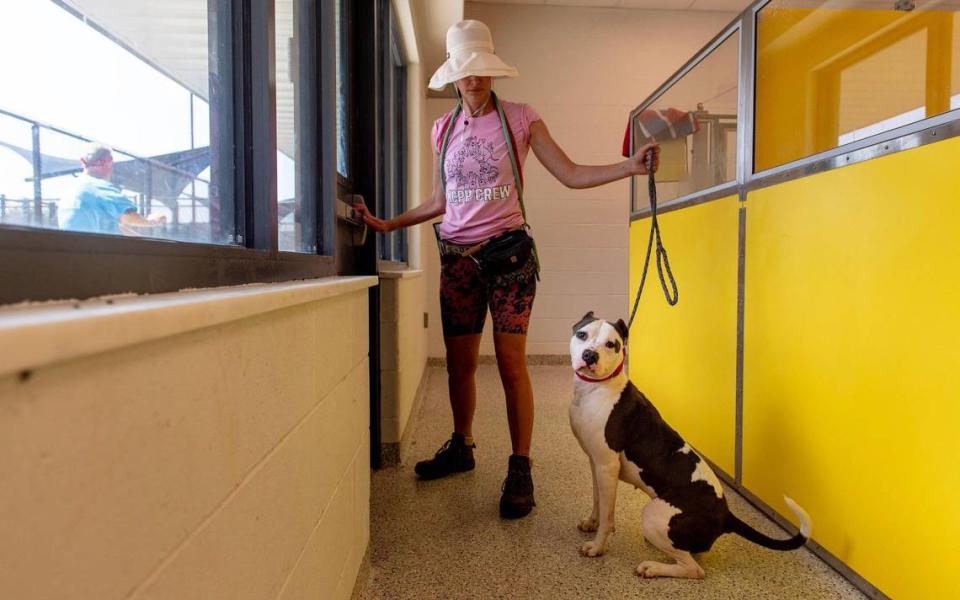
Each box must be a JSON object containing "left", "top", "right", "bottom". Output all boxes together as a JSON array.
[{"left": 428, "top": 20, "right": 519, "bottom": 90}]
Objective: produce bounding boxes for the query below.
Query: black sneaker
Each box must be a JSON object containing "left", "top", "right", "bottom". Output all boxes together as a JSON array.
[
  {"left": 414, "top": 433, "right": 476, "bottom": 480},
  {"left": 499, "top": 454, "right": 536, "bottom": 519}
]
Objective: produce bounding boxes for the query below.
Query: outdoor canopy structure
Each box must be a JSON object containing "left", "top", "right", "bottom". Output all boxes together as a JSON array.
[{"left": 0, "top": 140, "right": 211, "bottom": 206}]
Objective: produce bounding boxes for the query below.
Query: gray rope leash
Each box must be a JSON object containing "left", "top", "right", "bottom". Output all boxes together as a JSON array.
[{"left": 627, "top": 151, "right": 678, "bottom": 329}]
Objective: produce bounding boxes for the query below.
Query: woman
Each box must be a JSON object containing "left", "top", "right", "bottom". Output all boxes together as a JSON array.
[{"left": 354, "top": 19, "right": 659, "bottom": 519}]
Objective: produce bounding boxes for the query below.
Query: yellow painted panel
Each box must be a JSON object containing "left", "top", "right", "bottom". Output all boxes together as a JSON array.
[
  {"left": 628, "top": 196, "right": 739, "bottom": 475},
  {"left": 744, "top": 136, "right": 960, "bottom": 600}
]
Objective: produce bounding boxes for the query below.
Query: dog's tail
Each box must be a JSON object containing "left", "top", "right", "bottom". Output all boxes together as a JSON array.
[{"left": 724, "top": 496, "right": 812, "bottom": 551}]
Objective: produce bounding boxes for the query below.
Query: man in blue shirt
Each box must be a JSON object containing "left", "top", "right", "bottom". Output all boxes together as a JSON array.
[{"left": 59, "top": 144, "right": 166, "bottom": 235}]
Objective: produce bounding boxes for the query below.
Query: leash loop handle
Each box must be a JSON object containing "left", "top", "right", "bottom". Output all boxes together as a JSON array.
[{"left": 627, "top": 149, "right": 678, "bottom": 330}]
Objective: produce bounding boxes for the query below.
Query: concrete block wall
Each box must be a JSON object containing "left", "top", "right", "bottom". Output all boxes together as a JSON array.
[
  {"left": 379, "top": 269, "right": 428, "bottom": 460},
  {"left": 0, "top": 278, "right": 375, "bottom": 600}
]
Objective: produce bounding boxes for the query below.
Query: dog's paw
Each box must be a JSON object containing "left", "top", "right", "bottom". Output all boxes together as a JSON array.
[
  {"left": 579, "top": 539, "right": 606, "bottom": 557},
  {"left": 636, "top": 561, "right": 705, "bottom": 579},
  {"left": 577, "top": 517, "right": 598, "bottom": 532},
  {"left": 636, "top": 561, "right": 663, "bottom": 578}
]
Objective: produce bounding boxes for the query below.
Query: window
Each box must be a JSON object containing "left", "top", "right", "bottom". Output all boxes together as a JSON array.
[
  {"left": 379, "top": 9, "right": 408, "bottom": 263},
  {"left": 631, "top": 30, "right": 740, "bottom": 212},
  {"left": 0, "top": 0, "right": 232, "bottom": 244},
  {"left": 754, "top": 0, "right": 960, "bottom": 172},
  {"left": 0, "top": 0, "right": 350, "bottom": 305},
  {"left": 630, "top": 31, "right": 740, "bottom": 213}
]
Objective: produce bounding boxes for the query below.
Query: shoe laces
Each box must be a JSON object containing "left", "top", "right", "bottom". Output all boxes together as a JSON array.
[
  {"left": 502, "top": 465, "right": 533, "bottom": 496},
  {"left": 433, "top": 437, "right": 473, "bottom": 459},
  {"left": 433, "top": 438, "right": 453, "bottom": 457}
]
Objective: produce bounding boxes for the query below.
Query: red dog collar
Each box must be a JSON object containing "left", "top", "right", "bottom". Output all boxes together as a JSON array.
[{"left": 576, "top": 350, "right": 626, "bottom": 383}]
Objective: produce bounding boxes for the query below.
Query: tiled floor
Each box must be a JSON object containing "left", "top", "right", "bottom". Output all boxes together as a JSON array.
[{"left": 355, "top": 365, "right": 866, "bottom": 599}]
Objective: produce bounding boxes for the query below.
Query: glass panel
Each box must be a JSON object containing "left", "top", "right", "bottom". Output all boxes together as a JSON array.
[
  {"left": 0, "top": 1, "right": 233, "bottom": 244},
  {"left": 379, "top": 19, "right": 405, "bottom": 263},
  {"left": 336, "top": 0, "right": 350, "bottom": 179},
  {"left": 394, "top": 57, "right": 408, "bottom": 262},
  {"left": 276, "top": 0, "right": 308, "bottom": 252},
  {"left": 630, "top": 31, "right": 740, "bottom": 213},
  {"left": 755, "top": 0, "right": 960, "bottom": 172}
]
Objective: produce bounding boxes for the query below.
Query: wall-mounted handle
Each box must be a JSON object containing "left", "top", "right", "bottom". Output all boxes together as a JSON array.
[{"left": 336, "top": 193, "right": 368, "bottom": 246}]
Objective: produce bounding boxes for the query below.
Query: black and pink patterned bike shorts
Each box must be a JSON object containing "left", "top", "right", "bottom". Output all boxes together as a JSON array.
[{"left": 439, "top": 251, "right": 537, "bottom": 337}]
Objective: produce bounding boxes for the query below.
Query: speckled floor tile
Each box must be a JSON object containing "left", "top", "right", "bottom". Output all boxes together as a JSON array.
[{"left": 355, "top": 365, "right": 867, "bottom": 600}]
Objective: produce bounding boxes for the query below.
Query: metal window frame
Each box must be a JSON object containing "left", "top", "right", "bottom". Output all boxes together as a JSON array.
[
  {"left": 0, "top": 0, "right": 339, "bottom": 305},
  {"left": 391, "top": 15, "right": 408, "bottom": 264},
  {"left": 629, "top": 0, "right": 960, "bottom": 221},
  {"left": 377, "top": 3, "right": 409, "bottom": 264},
  {"left": 351, "top": 0, "right": 387, "bottom": 470},
  {"left": 318, "top": 0, "right": 337, "bottom": 256},
  {"left": 628, "top": 20, "right": 743, "bottom": 220},
  {"left": 376, "top": 0, "right": 394, "bottom": 263}
]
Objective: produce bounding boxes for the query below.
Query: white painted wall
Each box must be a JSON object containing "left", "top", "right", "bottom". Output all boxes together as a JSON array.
[
  {"left": 0, "top": 279, "right": 375, "bottom": 600},
  {"left": 417, "top": 2, "right": 735, "bottom": 356}
]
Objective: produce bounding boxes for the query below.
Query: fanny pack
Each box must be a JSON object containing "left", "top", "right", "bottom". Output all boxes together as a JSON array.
[
  {"left": 435, "top": 92, "right": 540, "bottom": 281},
  {"left": 436, "top": 226, "right": 534, "bottom": 278},
  {"left": 477, "top": 228, "right": 533, "bottom": 274}
]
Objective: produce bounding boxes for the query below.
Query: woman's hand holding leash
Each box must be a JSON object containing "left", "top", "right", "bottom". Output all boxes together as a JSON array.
[{"left": 630, "top": 142, "right": 661, "bottom": 176}]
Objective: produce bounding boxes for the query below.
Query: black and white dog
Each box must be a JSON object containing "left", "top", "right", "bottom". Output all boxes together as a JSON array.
[{"left": 568, "top": 311, "right": 812, "bottom": 579}]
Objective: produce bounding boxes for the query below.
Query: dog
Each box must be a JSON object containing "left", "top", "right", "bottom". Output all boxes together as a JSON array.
[{"left": 568, "top": 311, "right": 812, "bottom": 579}]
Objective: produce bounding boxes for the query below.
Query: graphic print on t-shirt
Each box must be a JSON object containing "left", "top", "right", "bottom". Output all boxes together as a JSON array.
[{"left": 446, "top": 136, "right": 512, "bottom": 206}]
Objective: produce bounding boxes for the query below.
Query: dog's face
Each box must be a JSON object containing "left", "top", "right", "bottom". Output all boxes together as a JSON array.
[{"left": 570, "top": 311, "right": 629, "bottom": 379}]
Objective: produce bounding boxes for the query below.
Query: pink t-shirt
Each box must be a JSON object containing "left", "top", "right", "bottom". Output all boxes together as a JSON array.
[{"left": 431, "top": 100, "right": 541, "bottom": 245}]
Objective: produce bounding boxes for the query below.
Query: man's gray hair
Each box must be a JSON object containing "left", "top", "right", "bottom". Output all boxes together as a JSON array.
[{"left": 82, "top": 142, "right": 113, "bottom": 163}]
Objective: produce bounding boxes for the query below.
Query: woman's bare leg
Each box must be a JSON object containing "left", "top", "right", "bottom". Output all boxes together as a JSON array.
[
  {"left": 493, "top": 332, "right": 533, "bottom": 456},
  {"left": 444, "top": 333, "right": 482, "bottom": 436}
]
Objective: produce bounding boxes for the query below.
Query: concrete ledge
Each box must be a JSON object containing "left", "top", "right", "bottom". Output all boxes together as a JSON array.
[
  {"left": 0, "top": 276, "right": 378, "bottom": 377},
  {"left": 378, "top": 268, "right": 423, "bottom": 280}
]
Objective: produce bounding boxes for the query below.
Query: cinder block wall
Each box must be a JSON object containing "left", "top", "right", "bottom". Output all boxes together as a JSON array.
[
  {"left": 0, "top": 280, "right": 373, "bottom": 600},
  {"left": 379, "top": 270, "right": 428, "bottom": 461}
]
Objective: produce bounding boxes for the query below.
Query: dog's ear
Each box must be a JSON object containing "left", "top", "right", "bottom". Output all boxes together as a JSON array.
[
  {"left": 572, "top": 311, "right": 597, "bottom": 333},
  {"left": 613, "top": 319, "right": 629, "bottom": 342}
]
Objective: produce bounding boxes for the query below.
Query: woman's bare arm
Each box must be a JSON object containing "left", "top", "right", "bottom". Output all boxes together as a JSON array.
[
  {"left": 355, "top": 151, "right": 446, "bottom": 232},
  {"left": 528, "top": 120, "right": 659, "bottom": 190}
]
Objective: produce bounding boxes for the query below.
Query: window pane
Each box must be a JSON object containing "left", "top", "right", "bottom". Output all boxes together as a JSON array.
[
  {"left": 276, "top": 0, "right": 309, "bottom": 253},
  {"left": 378, "top": 23, "right": 393, "bottom": 262},
  {"left": 378, "top": 16, "right": 406, "bottom": 263},
  {"left": 0, "top": 1, "right": 234, "bottom": 244},
  {"left": 755, "top": 0, "right": 960, "bottom": 172},
  {"left": 631, "top": 31, "right": 739, "bottom": 213},
  {"left": 336, "top": 0, "right": 350, "bottom": 179},
  {"left": 394, "top": 57, "right": 408, "bottom": 262}
]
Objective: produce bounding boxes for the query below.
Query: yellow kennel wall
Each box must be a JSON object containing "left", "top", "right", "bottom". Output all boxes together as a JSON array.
[
  {"left": 627, "top": 196, "right": 739, "bottom": 476},
  {"left": 626, "top": 0, "right": 960, "bottom": 597},
  {"left": 742, "top": 134, "right": 960, "bottom": 600}
]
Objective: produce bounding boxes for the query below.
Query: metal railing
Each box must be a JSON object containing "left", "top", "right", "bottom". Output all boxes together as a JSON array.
[
  {"left": 0, "top": 195, "right": 59, "bottom": 228},
  {"left": 0, "top": 106, "right": 210, "bottom": 209}
]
